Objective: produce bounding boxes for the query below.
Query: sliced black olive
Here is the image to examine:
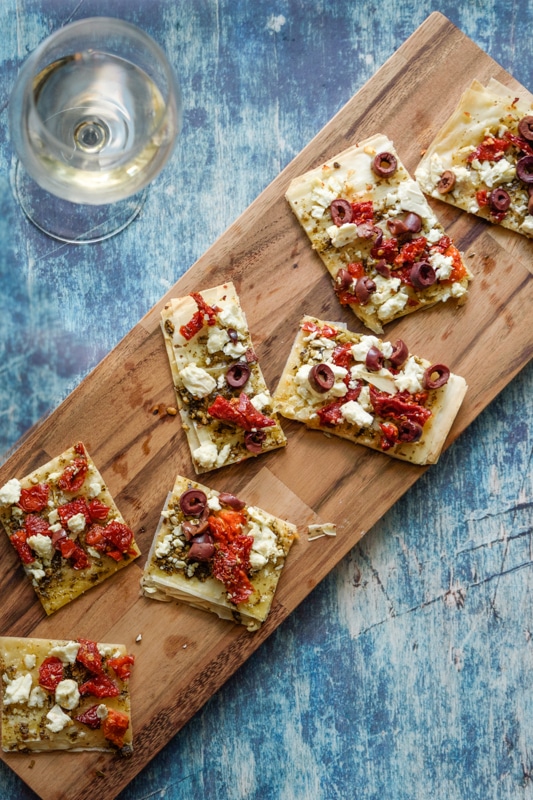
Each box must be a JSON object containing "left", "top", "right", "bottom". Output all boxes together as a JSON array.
[
  {"left": 227, "top": 327, "right": 239, "bottom": 342},
  {"left": 410, "top": 261, "right": 437, "bottom": 290},
  {"left": 403, "top": 212, "right": 422, "bottom": 232},
  {"left": 226, "top": 362, "right": 250, "bottom": 388},
  {"left": 489, "top": 188, "right": 511, "bottom": 212},
  {"left": 516, "top": 155, "right": 533, "bottom": 183},
  {"left": 365, "top": 346, "right": 384, "bottom": 372},
  {"left": 309, "top": 363, "right": 335, "bottom": 393},
  {"left": 355, "top": 276, "right": 376, "bottom": 304},
  {"left": 182, "top": 516, "right": 209, "bottom": 540},
  {"left": 187, "top": 533, "right": 215, "bottom": 561},
  {"left": 387, "top": 217, "right": 408, "bottom": 236},
  {"left": 244, "top": 430, "right": 266, "bottom": 453},
  {"left": 374, "top": 259, "right": 391, "bottom": 278},
  {"left": 218, "top": 492, "right": 246, "bottom": 510},
  {"left": 330, "top": 199, "right": 353, "bottom": 226},
  {"left": 437, "top": 170, "right": 456, "bottom": 194},
  {"left": 389, "top": 339, "right": 409, "bottom": 368},
  {"left": 518, "top": 116, "right": 533, "bottom": 142},
  {"left": 179, "top": 489, "right": 207, "bottom": 516},
  {"left": 423, "top": 364, "right": 450, "bottom": 389},
  {"left": 397, "top": 419, "right": 424, "bottom": 443},
  {"left": 336, "top": 268, "right": 354, "bottom": 290},
  {"left": 372, "top": 152, "right": 397, "bottom": 178}
]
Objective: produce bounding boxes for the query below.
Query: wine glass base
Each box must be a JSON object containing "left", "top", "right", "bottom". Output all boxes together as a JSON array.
[{"left": 13, "top": 161, "right": 147, "bottom": 244}]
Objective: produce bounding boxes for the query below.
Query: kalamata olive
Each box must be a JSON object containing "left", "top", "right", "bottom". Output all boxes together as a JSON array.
[
  {"left": 387, "top": 217, "right": 408, "bottom": 236},
  {"left": 365, "top": 345, "right": 384, "bottom": 371},
  {"left": 356, "top": 221, "right": 378, "bottom": 239},
  {"left": 182, "top": 516, "right": 210, "bottom": 540},
  {"left": 410, "top": 260, "right": 437, "bottom": 290},
  {"left": 309, "top": 363, "right": 335, "bottom": 393},
  {"left": 227, "top": 327, "right": 239, "bottom": 342},
  {"left": 489, "top": 187, "right": 511, "bottom": 212},
  {"left": 226, "top": 362, "right": 250, "bottom": 388},
  {"left": 389, "top": 339, "right": 409, "bottom": 368},
  {"left": 372, "top": 152, "right": 397, "bottom": 178},
  {"left": 423, "top": 364, "right": 450, "bottom": 389},
  {"left": 179, "top": 489, "right": 207, "bottom": 516},
  {"left": 336, "top": 268, "right": 354, "bottom": 290},
  {"left": 518, "top": 115, "right": 533, "bottom": 142},
  {"left": 187, "top": 533, "right": 215, "bottom": 562},
  {"left": 403, "top": 212, "right": 422, "bottom": 233},
  {"left": 397, "top": 419, "right": 424, "bottom": 443},
  {"left": 437, "top": 170, "right": 456, "bottom": 194},
  {"left": 516, "top": 155, "right": 533, "bottom": 183},
  {"left": 355, "top": 276, "right": 376, "bottom": 304},
  {"left": 528, "top": 187, "right": 533, "bottom": 215},
  {"left": 330, "top": 199, "right": 353, "bottom": 226},
  {"left": 245, "top": 347, "right": 257, "bottom": 363},
  {"left": 374, "top": 259, "right": 391, "bottom": 278},
  {"left": 244, "top": 430, "right": 266, "bottom": 453},
  {"left": 218, "top": 492, "right": 246, "bottom": 510}
]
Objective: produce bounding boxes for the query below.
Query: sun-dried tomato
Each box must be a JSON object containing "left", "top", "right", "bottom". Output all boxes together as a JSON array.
[
  {"left": 301, "top": 321, "right": 338, "bottom": 338},
  {"left": 370, "top": 386, "right": 432, "bottom": 427},
  {"left": 393, "top": 236, "right": 428, "bottom": 268},
  {"left": 331, "top": 343, "right": 354, "bottom": 369},
  {"left": 467, "top": 136, "right": 509, "bottom": 163},
  {"left": 79, "top": 673, "right": 119, "bottom": 698},
  {"left": 58, "top": 457, "right": 88, "bottom": 493},
  {"left": 503, "top": 130, "right": 533, "bottom": 156},
  {"left": 102, "top": 708, "right": 130, "bottom": 748},
  {"left": 316, "top": 388, "right": 362, "bottom": 427},
  {"left": 58, "top": 497, "right": 91, "bottom": 528},
  {"left": 179, "top": 292, "right": 220, "bottom": 340},
  {"left": 18, "top": 483, "right": 49, "bottom": 513},
  {"left": 75, "top": 704, "right": 102, "bottom": 730},
  {"left": 88, "top": 498, "right": 110, "bottom": 522},
  {"left": 351, "top": 200, "right": 374, "bottom": 225},
  {"left": 207, "top": 510, "right": 254, "bottom": 605},
  {"left": 24, "top": 514, "right": 51, "bottom": 538},
  {"left": 10, "top": 529, "right": 35, "bottom": 564},
  {"left": 207, "top": 393, "right": 276, "bottom": 431},
  {"left": 371, "top": 237, "right": 398, "bottom": 263},
  {"left": 76, "top": 638, "right": 103, "bottom": 675},
  {"left": 39, "top": 657, "right": 64, "bottom": 692},
  {"left": 108, "top": 654, "right": 135, "bottom": 680},
  {"left": 379, "top": 422, "right": 399, "bottom": 451},
  {"left": 441, "top": 243, "right": 468, "bottom": 282},
  {"left": 103, "top": 521, "right": 134, "bottom": 555},
  {"left": 58, "top": 538, "right": 89, "bottom": 569}
]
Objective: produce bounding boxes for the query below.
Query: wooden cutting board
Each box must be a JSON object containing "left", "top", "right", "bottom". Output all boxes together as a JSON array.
[{"left": 1, "top": 12, "right": 533, "bottom": 799}]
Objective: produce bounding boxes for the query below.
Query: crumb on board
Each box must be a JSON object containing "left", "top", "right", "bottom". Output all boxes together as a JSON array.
[{"left": 308, "top": 523, "right": 337, "bottom": 540}]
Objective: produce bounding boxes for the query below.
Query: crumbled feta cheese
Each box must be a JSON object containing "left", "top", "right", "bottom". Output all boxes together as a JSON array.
[
  {"left": 179, "top": 363, "right": 217, "bottom": 398},
  {"left": 3, "top": 673, "right": 33, "bottom": 705},
  {"left": 222, "top": 340, "right": 247, "bottom": 358},
  {"left": 48, "top": 508, "right": 59, "bottom": 525},
  {"left": 429, "top": 251, "right": 454, "bottom": 281},
  {"left": 155, "top": 533, "right": 174, "bottom": 558},
  {"left": 27, "top": 533, "right": 54, "bottom": 561},
  {"left": 0, "top": 478, "right": 21, "bottom": 505},
  {"left": 394, "top": 356, "right": 425, "bottom": 393},
  {"left": 377, "top": 289, "right": 409, "bottom": 321},
  {"left": 327, "top": 222, "right": 359, "bottom": 248},
  {"left": 471, "top": 157, "right": 515, "bottom": 187},
  {"left": 67, "top": 512, "right": 86, "bottom": 535},
  {"left": 193, "top": 443, "right": 218, "bottom": 470},
  {"left": 358, "top": 385, "right": 372, "bottom": 410},
  {"left": 49, "top": 641, "right": 80, "bottom": 664},
  {"left": 396, "top": 181, "right": 436, "bottom": 223},
  {"left": 250, "top": 392, "right": 270, "bottom": 411},
  {"left": 295, "top": 363, "right": 348, "bottom": 401},
  {"left": 46, "top": 704, "right": 72, "bottom": 733},
  {"left": 96, "top": 703, "right": 108, "bottom": 720},
  {"left": 206, "top": 325, "right": 230, "bottom": 354},
  {"left": 28, "top": 686, "right": 47, "bottom": 708},
  {"left": 521, "top": 216, "right": 533, "bottom": 234},
  {"left": 87, "top": 480, "right": 102, "bottom": 499},
  {"left": 247, "top": 510, "right": 281, "bottom": 570},
  {"left": 207, "top": 496, "right": 221, "bottom": 511},
  {"left": 29, "top": 567, "right": 46, "bottom": 583},
  {"left": 217, "top": 302, "right": 247, "bottom": 334},
  {"left": 340, "top": 400, "right": 374, "bottom": 428},
  {"left": 55, "top": 679, "right": 80, "bottom": 710},
  {"left": 215, "top": 443, "right": 232, "bottom": 467},
  {"left": 351, "top": 335, "right": 393, "bottom": 361},
  {"left": 370, "top": 274, "right": 402, "bottom": 309},
  {"left": 426, "top": 227, "right": 443, "bottom": 244},
  {"left": 24, "top": 654, "right": 36, "bottom": 670}
]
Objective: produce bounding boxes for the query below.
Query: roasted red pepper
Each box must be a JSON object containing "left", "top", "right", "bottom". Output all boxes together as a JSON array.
[
  {"left": 208, "top": 510, "right": 254, "bottom": 605},
  {"left": 207, "top": 393, "right": 276, "bottom": 431},
  {"left": 102, "top": 708, "right": 130, "bottom": 748},
  {"left": 79, "top": 673, "right": 119, "bottom": 698},
  {"left": 108, "top": 653, "right": 135, "bottom": 680}
]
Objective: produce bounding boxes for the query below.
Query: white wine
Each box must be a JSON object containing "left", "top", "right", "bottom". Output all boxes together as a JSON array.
[{"left": 24, "top": 51, "right": 177, "bottom": 204}]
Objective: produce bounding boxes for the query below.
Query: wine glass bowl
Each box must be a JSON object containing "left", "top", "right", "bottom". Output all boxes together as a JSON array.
[{"left": 9, "top": 17, "right": 182, "bottom": 241}]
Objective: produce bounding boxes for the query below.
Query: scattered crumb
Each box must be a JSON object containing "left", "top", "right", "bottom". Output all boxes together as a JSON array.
[
  {"left": 28, "top": 760, "right": 35, "bottom": 770},
  {"left": 420, "top": 148, "right": 427, "bottom": 156},
  {"left": 308, "top": 523, "right": 337, "bottom": 540},
  {"left": 135, "top": 634, "right": 142, "bottom": 643},
  {"left": 166, "top": 406, "right": 178, "bottom": 416}
]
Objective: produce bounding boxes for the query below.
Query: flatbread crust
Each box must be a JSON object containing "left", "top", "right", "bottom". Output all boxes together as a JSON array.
[
  {"left": 415, "top": 79, "right": 533, "bottom": 237},
  {"left": 0, "top": 636, "right": 133, "bottom": 754},
  {"left": 0, "top": 443, "right": 140, "bottom": 615},
  {"left": 161, "top": 282, "right": 287, "bottom": 473},
  {"left": 272, "top": 316, "right": 467, "bottom": 465},
  {"left": 286, "top": 134, "right": 472, "bottom": 333},
  {"left": 141, "top": 473, "right": 297, "bottom": 631}
]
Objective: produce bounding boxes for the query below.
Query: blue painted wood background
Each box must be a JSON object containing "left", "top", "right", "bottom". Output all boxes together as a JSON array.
[{"left": 1, "top": 1, "right": 532, "bottom": 798}]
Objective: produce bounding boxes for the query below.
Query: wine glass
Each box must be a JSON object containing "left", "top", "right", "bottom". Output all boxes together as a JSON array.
[{"left": 9, "top": 17, "right": 182, "bottom": 244}]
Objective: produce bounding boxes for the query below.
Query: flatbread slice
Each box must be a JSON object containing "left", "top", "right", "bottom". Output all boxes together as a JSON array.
[
  {"left": 161, "top": 282, "right": 287, "bottom": 473},
  {"left": 415, "top": 79, "right": 533, "bottom": 237},
  {"left": 141, "top": 473, "right": 297, "bottom": 631},
  {"left": 0, "top": 636, "right": 134, "bottom": 754},
  {"left": 286, "top": 133, "right": 472, "bottom": 333},
  {"left": 272, "top": 316, "right": 467, "bottom": 465},
  {"left": 0, "top": 443, "right": 140, "bottom": 615}
]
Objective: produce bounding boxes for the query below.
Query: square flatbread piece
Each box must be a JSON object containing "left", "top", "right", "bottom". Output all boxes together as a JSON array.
[
  {"left": 161, "top": 282, "right": 287, "bottom": 473},
  {"left": 415, "top": 79, "right": 533, "bottom": 238},
  {"left": 0, "top": 443, "right": 140, "bottom": 615},
  {"left": 0, "top": 636, "right": 134, "bottom": 754},
  {"left": 286, "top": 133, "right": 472, "bottom": 333},
  {"left": 141, "top": 473, "right": 297, "bottom": 631},
  {"left": 272, "top": 316, "right": 467, "bottom": 465}
]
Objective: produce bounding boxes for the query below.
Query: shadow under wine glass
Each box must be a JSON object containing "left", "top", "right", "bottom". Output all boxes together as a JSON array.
[{"left": 9, "top": 17, "right": 182, "bottom": 244}]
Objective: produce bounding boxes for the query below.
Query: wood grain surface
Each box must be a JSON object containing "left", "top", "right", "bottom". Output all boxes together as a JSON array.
[{"left": 1, "top": 12, "right": 532, "bottom": 799}]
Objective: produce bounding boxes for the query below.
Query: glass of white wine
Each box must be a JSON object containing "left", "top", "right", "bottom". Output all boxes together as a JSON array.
[{"left": 9, "top": 17, "right": 182, "bottom": 243}]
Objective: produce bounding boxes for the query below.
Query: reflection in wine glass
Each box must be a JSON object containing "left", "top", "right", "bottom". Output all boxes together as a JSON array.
[{"left": 9, "top": 17, "right": 182, "bottom": 244}]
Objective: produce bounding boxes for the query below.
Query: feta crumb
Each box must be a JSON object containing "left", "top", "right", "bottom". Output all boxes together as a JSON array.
[
  {"left": 48, "top": 508, "right": 59, "bottom": 525},
  {"left": 87, "top": 480, "right": 102, "bottom": 499},
  {"left": 250, "top": 392, "right": 270, "bottom": 412},
  {"left": 28, "top": 686, "right": 47, "bottom": 708},
  {"left": 46, "top": 704, "right": 72, "bottom": 733},
  {"left": 3, "top": 673, "right": 33, "bottom": 705},
  {"left": 193, "top": 443, "right": 218, "bottom": 470},
  {"left": 394, "top": 356, "right": 425, "bottom": 393},
  {"left": 179, "top": 363, "right": 217, "bottom": 398},
  {"left": 24, "top": 654, "right": 36, "bottom": 670},
  {"left": 206, "top": 325, "right": 230, "bottom": 354},
  {"left": 207, "top": 495, "right": 221, "bottom": 511},
  {"left": 67, "top": 512, "right": 86, "bottom": 535},
  {"left": 27, "top": 533, "right": 54, "bottom": 561},
  {"left": 429, "top": 251, "right": 454, "bottom": 281},
  {"left": 340, "top": 400, "right": 374, "bottom": 428},
  {"left": 55, "top": 679, "right": 80, "bottom": 710},
  {"left": 327, "top": 222, "right": 359, "bottom": 248},
  {"left": 0, "top": 478, "right": 21, "bottom": 505},
  {"left": 49, "top": 641, "right": 80, "bottom": 664}
]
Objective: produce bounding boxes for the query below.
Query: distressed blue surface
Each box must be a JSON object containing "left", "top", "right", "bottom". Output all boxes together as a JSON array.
[{"left": 0, "top": 2, "right": 532, "bottom": 799}]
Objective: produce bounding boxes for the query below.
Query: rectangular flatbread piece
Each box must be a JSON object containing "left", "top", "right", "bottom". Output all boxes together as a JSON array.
[
  {"left": 141, "top": 474, "right": 297, "bottom": 631},
  {"left": 415, "top": 79, "right": 533, "bottom": 237},
  {"left": 286, "top": 133, "right": 472, "bottom": 333},
  {"left": 0, "top": 636, "right": 134, "bottom": 754},
  {"left": 0, "top": 443, "right": 141, "bottom": 615},
  {"left": 161, "top": 282, "right": 287, "bottom": 473},
  {"left": 272, "top": 316, "right": 468, "bottom": 465}
]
